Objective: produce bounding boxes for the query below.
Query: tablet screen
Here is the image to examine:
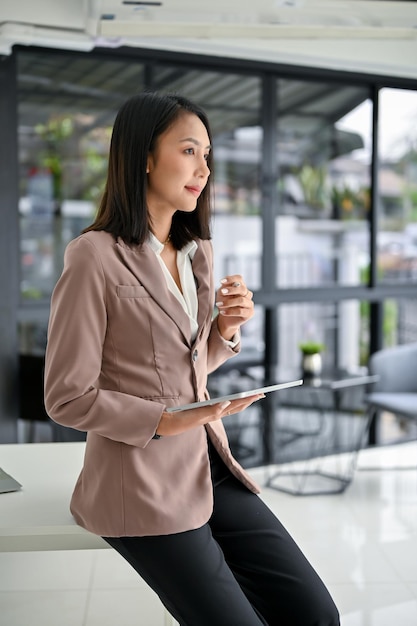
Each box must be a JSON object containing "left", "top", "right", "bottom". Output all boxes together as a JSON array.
[{"left": 166, "top": 379, "right": 303, "bottom": 412}]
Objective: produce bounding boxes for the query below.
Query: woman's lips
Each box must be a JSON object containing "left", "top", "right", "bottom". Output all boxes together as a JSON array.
[{"left": 185, "top": 186, "right": 201, "bottom": 197}]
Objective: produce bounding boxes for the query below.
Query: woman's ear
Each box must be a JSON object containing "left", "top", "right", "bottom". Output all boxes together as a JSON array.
[{"left": 146, "top": 155, "right": 152, "bottom": 174}]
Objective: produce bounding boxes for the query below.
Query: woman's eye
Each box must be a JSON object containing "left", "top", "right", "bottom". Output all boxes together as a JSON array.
[
  {"left": 204, "top": 153, "right": 210, "bottom": 161},
  {"left": 184, "top": 148, "right": 194, "bottom": 155}
]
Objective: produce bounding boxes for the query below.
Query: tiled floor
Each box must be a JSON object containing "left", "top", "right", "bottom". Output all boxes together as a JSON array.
[{"left": 0, "top": 441, "right": 416, "bottom": 626}]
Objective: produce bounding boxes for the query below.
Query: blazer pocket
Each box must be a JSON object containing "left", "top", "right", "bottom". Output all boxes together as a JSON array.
[{"left": 116, "top": 285, "right": 150, "bottom": 298}]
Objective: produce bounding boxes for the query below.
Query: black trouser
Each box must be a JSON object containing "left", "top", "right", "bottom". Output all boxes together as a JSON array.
[{"left": 104, "top": 474, "right": 340, "bottom": 626}]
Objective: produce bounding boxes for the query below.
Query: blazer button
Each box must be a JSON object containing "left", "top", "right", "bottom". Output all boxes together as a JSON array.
[{"left": 192, "top": 349, "right": 198, "bottom": 362}]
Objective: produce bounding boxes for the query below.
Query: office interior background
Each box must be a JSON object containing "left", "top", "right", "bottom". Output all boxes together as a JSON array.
[
  {"left": 1, "top": 3, "right": 417, "bottom": 626},
  {"left": 1, "top": 0, "right": 417, "bottom": 453}
]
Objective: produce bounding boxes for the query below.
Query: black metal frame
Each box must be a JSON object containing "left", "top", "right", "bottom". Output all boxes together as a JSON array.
[{"left": 0, "top": 53, "right": 19, "bottom": 442}]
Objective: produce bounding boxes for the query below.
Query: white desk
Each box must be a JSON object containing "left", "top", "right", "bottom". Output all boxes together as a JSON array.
[
  {"left": 0, "top": 442, "right": 177, "bottom": 625},
  {"left": 0, "top": 442, "right": 107, "bottom": 552}
]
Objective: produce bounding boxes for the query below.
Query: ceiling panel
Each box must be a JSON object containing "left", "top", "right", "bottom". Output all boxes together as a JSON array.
[{"left": 1, "top": 1, "right": 417, "bottom": 78}]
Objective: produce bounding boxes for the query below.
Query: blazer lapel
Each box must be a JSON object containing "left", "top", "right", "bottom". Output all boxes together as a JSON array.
[
  {"left": 192, "top": 241, "right": 214, "bottom": 342},
  {"left": 115, "top": 239, "right": 192, "bottom": 346}
]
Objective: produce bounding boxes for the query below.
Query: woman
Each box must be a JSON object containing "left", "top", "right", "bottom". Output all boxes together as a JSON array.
[{"left": 44, "top": 92, "right": 339, "bottom": 625}]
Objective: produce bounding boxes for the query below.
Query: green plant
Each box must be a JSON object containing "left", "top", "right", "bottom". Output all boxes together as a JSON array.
[
  {"left": 299, "top": 341, "right": 325, "bottom": 355},
  {"left": 297, "top": 164, "right": 330, "bottom": 210},
  {"left": 331, "top": 185, "right": 370, "bottom": 220},
  {"left": 35, "top": 117, "right": 74, "bottom": 202}
]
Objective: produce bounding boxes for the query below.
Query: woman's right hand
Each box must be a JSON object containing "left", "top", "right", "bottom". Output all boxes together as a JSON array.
[{"left": 155, "top": 393, "right": 265, "bottom": 437}]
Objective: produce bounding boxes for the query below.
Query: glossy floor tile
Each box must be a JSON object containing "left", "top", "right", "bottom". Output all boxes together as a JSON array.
[{"left": 0, "top": 441, "right": 416, "bottom": 625}]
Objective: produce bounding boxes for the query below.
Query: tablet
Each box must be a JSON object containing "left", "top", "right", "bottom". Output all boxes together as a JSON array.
[{"left": 166, "top": 379, "right": 303, "bottom": 412}]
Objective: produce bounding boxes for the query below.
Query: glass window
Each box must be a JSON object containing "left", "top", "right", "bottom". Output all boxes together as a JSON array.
[
  {"left": 383, "top": 297, "right": 417, "bottom": 347},
  {"left": 378, "top": 88, "right": 417, "bottom": 284},
  {"left": 18, "top": 53, "right": 263, "bottom": 300},
  {"left": 18, "top": 50, "right": 139, "bottom": 302},
  {"left": 17, "top": 50, "right": 263, "bottom": 354},
  {"left": 275, "top": 81, "right": 372, "bottom": 289},
  {"left": 277, "top": 300, "right": 367, "bottom": 374}
]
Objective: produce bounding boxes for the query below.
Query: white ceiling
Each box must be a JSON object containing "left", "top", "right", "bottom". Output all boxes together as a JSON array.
[{"left": 1, "top": 0, "right": 417, "bottom": 79}]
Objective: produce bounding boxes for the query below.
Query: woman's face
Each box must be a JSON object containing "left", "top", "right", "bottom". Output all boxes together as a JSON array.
[{"left": 146, "top": 112, "right": 211, "bottom": 218}]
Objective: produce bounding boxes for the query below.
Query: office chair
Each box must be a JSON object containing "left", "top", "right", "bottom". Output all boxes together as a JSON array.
[
  {"left": 19, "top": 353, "right": 55, "bottom": 443},
  {"left": 19, "top": 353, "right": 86, "bottom": 443},
  {"left": 365, "top": 342, "right": 417, "bottom": 469}
]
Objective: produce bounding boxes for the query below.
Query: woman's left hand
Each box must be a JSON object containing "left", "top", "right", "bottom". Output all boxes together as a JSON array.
[{"left": 215, "top": 275, "right": 254, "bottom": 342}]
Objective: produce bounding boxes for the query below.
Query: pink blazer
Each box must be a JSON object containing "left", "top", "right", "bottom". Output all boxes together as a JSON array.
[{"left": 44, "top": 231, "right": 260, "bottom": 537}]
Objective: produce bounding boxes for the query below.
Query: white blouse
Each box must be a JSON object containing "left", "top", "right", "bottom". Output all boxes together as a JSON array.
[
  {"left": 148, "top": 233, "right": 199, "bottom": 341},
  {"left": 148, "top": 233, "right": 239, "bottom": 347}
]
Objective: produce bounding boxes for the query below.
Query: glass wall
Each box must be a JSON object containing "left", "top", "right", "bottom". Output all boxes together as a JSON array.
[
  {"left": 276, "top": 299, "right": 369, "bottom": 372},
  {"left": 17, "top": 49, "right": 263, "bottom": 354},
  {"left": 264, "top": 81, "right": 372, "bottom": 372},
  {"left": 17, "top": 51, "right": 417, "bottom": 357},
  {"left": 18, "top": 51, "right": 146, "bottom": 306},
  {"left": 12, "top": 45, "right": 417, "bottom": 449},
  {"left": 378, "top": 88, "right": 417, "bottom": 284},
  {"left": 276, "top": 81, "right": 372, "bottom": 290}
]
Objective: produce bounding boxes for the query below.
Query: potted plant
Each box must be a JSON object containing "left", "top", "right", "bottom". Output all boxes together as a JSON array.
[{"left": 299, "top": 341, "right": 325, "bottom": 377}]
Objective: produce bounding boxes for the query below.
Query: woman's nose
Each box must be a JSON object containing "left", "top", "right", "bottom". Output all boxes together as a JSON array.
[{"left": 197, "top": 158, "right": 210, "bottom": 177}]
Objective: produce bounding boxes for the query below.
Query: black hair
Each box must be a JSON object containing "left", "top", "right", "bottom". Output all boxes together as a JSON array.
[{"left": 83, "top": 91, "right": 213, "bottom": 247}]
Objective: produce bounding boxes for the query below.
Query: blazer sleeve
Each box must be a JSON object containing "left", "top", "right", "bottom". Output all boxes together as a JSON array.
[
  {"left": 44, "top": 237, "right": 163, "bottom": 448},
  {"left": 202, "top": 239, "right": 241, "bottom": 374},
  {"left": 206, "top": 317, "right": 240, "bottom": 374}
]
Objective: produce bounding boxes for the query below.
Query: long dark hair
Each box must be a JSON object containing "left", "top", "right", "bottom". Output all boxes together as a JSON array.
[{"left": 83, "top": 91, "right": 213, "bottom": 247}]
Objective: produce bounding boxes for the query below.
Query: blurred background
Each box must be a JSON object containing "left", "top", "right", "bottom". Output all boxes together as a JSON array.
[{"left": 1, "top": 0, "right": 416, "bottom": 462}]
